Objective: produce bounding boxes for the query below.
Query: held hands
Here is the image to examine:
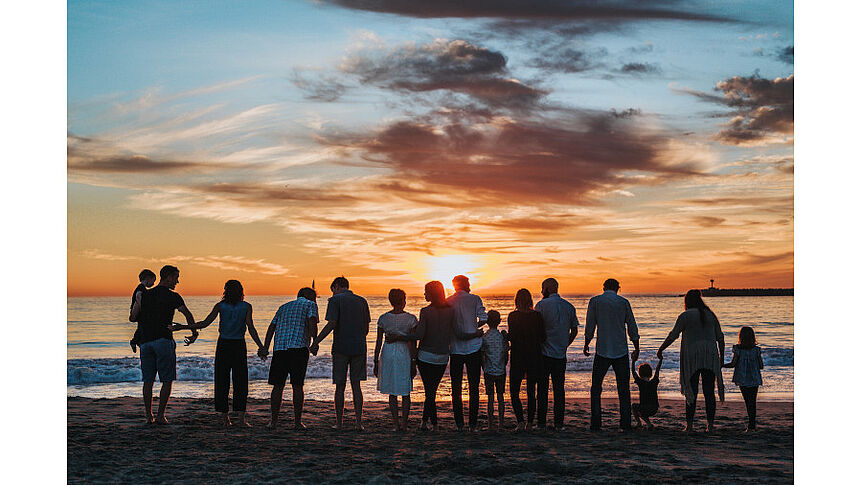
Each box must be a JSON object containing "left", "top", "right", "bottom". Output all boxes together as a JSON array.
[
  {"left": 656, "top": 349, "right": 663, "bottom": 361},
  {"left": 257, "top": 347, "right": 269, "bottom": 361},
  {"left": 309, "top": 342, "right": 319, "bottom": 356},
  {"left": 183, "top": 329, "right": 199, "bottom": 346},
  {"left": 583, "top": 343, "right": 591, "bottom": 356}
]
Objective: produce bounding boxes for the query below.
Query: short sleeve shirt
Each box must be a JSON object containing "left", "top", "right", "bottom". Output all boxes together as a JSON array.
[
  {"left": 272, "top": 297, "right": 319, "bottom": 350},
  {"left": 481, "top": 329, "right": 508, "bottom": 376},
  {"left": 325, "top": 290, "right": 371, "bottom": 356},
  {"left": 139, "top": 286, "right": 185, "bottom": 344}
]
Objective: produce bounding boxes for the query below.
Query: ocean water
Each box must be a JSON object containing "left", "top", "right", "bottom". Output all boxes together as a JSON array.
[{"left": 68, "top": 294, "right": 793, "bottom": 402}]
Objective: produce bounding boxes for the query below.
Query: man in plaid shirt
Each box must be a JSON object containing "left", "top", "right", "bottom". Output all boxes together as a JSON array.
[{"left": 261, "top": 287, "right": 319, "bottom": 429}]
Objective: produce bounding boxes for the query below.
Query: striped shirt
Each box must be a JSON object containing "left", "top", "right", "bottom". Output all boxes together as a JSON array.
[{"left": 271, "top": 297, "right": 319, "bottom": 351}]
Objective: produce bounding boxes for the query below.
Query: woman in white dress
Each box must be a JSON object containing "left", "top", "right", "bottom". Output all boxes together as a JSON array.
[{"left": 373, "top": 288, "right": 418, "bottom": 431}]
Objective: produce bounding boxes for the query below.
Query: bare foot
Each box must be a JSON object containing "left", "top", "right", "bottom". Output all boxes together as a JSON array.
[
  {"left": 219, "top": 414, "right": 232, "bottom": 428},
  {"left": 145, "top": 414, "right": 155, "bottom": 425},
  {"left": 683, "top": 424, "right": 694, "bottom": 433},
  {"left": 294, "top": 422, "right": 307, "bottom": 430},
  {"left": 420, "top": 421, "right": 429, "bottom": 431},
  {"left": 516, "top": 422, "right": 526, "bottom": 432},
  {"left": 706, "top": 423, "right": 715, "bottom": 433},
  {"left": 237, "top": 417, "right": 252, "bottom": 428},
  {"left": 266, "top": 421, "right": 278, "bottom": 430},
  {"left": 525, "top": 423, "right": 533, "bottom": 432},
  {"left": 156, "top": 415, "right": 169, "bottom": 425},
  {"left": 355, "top": 423, "right": 366, "bottom": 432}
]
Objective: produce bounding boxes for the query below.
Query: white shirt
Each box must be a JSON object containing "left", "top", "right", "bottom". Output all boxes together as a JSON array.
[
  {"left": 447, "top": 289, "right": 488, "bottom": 355},
  {"left": 585, "top": 290, "right": 639, "bottom": 359}
]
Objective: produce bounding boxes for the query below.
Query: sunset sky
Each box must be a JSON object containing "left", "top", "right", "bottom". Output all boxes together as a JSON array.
[{"left": 67, "top": 0, "right": 793, "bottom": 296}]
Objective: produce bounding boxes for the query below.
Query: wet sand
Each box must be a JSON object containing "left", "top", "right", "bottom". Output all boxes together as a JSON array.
[{"left": 68, "top": 396, "right": 792, "bottom": 483}]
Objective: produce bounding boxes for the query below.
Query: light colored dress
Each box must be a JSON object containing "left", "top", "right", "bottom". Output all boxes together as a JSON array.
[
  {"left": 377, "top": 311, "right": 418, "bottom": 396},
  {"left": 731, "top": 345, "right": 763, "bottom": 387},
  {"left": 665, "top": 308, "right": 726, "bottom": 403}
]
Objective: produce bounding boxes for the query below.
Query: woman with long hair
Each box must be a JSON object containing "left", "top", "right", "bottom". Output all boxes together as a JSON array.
[
  {"left": 409, "top": 281, "right": 455, "bottom": 431},
  {"left": 657, "top": 289, "right": 725, "bottom": 432},
  {"left": 506, "top": 288, "right": 546, "bottom": 431},
  {"left": 186, "top": 280, "right": 265, "bottom": 426}
]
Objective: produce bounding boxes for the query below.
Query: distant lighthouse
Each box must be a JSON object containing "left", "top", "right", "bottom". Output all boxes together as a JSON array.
[{"left": 709, "top": 278, "right": 715, "bottom": 289}]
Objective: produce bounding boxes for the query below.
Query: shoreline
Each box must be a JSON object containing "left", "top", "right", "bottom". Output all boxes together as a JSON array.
[{"left": 69, "top": 396, "right": 793, "bottom": 483}]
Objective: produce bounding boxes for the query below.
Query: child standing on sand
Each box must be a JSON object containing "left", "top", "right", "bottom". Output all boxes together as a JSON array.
[
  {"left": 129, "top": 269, "right": 156, "bottom": 353},
  {"left": 373, "top": 289, "right": 418, "bottom": 432},
  {"left": 481, "top": 310, "right": 508, "bottom": 431},
  {"left": 631, "top": 356, "right": 662, "bottom": 430},
  {"left": 723, "top": 326, "right": 764, "bottom": 432}
]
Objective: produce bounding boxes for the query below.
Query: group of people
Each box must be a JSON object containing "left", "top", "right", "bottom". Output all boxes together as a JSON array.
[{"left": 129, "top": 266, "right": 764, "bottom": 433}]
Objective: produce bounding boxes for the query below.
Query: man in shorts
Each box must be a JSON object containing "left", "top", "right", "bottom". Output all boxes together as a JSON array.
[
  {"left": 129, "top": 265, "right": 197, "bottom": 424},
  {"left": 260, "top": 287, "right": 319, "bottom": 430},
  {"left": 310, "top": 277, "right": 371, "bottom": 430}
]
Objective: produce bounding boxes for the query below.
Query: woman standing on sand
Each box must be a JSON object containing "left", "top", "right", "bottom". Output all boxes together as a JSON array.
[
  {"left": 657, "top": 289, "right": 725, "bottom": 432},
  {"left": 507, "top": 288, "right": 545, "bottom": 431},
  {"left": 412, "top": 281, "right": 455, "bottom": 431},
  {"left": 184, "top": 280, "right": 265, "bottom": 427},
  {"left": 373, "top": 288, "right": 419, "bottom": 431}
]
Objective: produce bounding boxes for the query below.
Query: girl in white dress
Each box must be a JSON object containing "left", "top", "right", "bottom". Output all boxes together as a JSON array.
[{"left": 373, "top": 289, "right": 418, "bottom": 431}]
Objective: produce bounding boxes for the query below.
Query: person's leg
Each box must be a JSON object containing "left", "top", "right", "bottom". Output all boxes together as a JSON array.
[
  {"left": 418, "top": 361, "right": 433, "bottom": 428},
  {"left": 389, "top": 395, "right": 400, "bottom": 430},
  {"left": 429, "top": 363, "right": 445, "bottom": 428},
  {"left": 269, "top": 384, "right": 285, "bottom": 429},
  {"left": 291, "top": 383, "right": 305, "bottom": 428},
  {"left": 590, "top": 355, "right": 612, "bottom": 431},
  {"left": 233, "top": 341, "right": 249, "bottom": 426},
  {"left": 332, "top": 353, "right": 348, "bottom": 429},
  {"left": 551, "top": 358, "right": 566, "bottom": 429},
  {"left": 632, "top": 403, "right": 642, "bottom": 427},
  {"left": 685, "top": 370, "right": 701, "bottom": 431},
  {"left": 291, "top": 348, "right": 310, "bottom": 429},
  {"left": 496, "top": 376, "right": 506, "bottom": 429},
  {"left": 484, "top": 375, "right": 496, "bottom": 430},
  {"left": 745, "top": 386, "right": 759, "bottom": 430},
  {"left": 466, "top": 351, "right": 482, "bottom": 430},
  {"left": 334, "top": 381, "right": 346, "bottom": 429},
  {"left": 702, "top": 369, "right": 716, "bottom": 429},
  {"left": 611, "top": 355, "right": 632, "bottom": 430},
  {"left": 401, "top": 395, "right": 411, "bottom": 430},
  {"left": 350, "top": 377, "right": 364, "bottom": 430},
  {"left": 142, "top": 381, "right": 155, "bottom": 423},
  {"left": 537, "top": 356, "right": 551, "bottom": 428},
  {"left": 450, "top": 354, "right": 466, "bottom": 430},
  {"left": 526, "top": 376, "right": 537, "bottom": 428},
  {"left": 156, "top": 381, "right": 172, "bottom": 423},
  {"left": 214, "top": 340, "right": 231, "bottom": 424},
  {"left": 510, "top": 368, "right": 525, "bottom": 425}
]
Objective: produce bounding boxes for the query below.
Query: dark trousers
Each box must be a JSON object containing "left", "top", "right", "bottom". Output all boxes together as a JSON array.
[
  {"left": 590, "top": 354, "right": 632, "bottom": 430},
  {"left": 537, "top": 356, "right": 567, "bottom": 428},
  {"left": 450, "top": 351, "right": 482, "bottom": 429},
  {"left": 740, "top": 385, "right": 758, "bottom": 428},
  {"left": 214, "top": 338, "right": 248, "bottom": 413},
  {"left": 685, "top": 369, "right": 716, "bottom": 423},
  {"left": 510, "top": 365, "right": 538, "bottom": 424},
  {"left": 417, "top": 360, "right": 447, "bottom": 425}
]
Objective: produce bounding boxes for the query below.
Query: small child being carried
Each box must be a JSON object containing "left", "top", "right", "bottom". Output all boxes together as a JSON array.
[
  {"left": 129, "top": 269, "right": 156, "bottom": 353},
  {"left": 481, "top": 310, "right": 509, "bottom": 431},
  {"left": 631, "top": 356, "right": 662, "bottom": 430}
]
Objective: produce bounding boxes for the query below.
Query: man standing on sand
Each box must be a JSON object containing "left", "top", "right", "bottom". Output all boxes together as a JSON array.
[
  {"left": 129, "top": 265, "right": 198, "bottom": 424},
  {"left": 310, "top": 277, "right": 371, "bottom": 430},
  {"left": 534, "top": 277, "right": 578, "bottom": 430},
  {"left": 584, "top": 278, "right": 640, "bottom": 432},
  {"left": 260, "top": 287, "right": 319, "bottom": 430},
  {"left": 447, "top": 275, "right": 487, "bottom": 432}
]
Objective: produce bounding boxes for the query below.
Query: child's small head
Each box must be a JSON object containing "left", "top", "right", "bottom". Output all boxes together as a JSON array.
[
  {"left": 738, "top": 326, "right": 757, "bottom": 349},
  {"left": 138, "top": 269, "right": 156, "bottom": 287},
  {"left": 487, "top": 310, "right": 501, "bottom": 328},
  {"left": 638, "top": 362, "right": 653, "bottom": 380},
  {"left": 388, "top": 288, "right": 406, "bottom": 310}
]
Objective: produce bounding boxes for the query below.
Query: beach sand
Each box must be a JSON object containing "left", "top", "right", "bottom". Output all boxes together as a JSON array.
[{"left": 68, "top": 396, "right": 792, "bottom": 483}]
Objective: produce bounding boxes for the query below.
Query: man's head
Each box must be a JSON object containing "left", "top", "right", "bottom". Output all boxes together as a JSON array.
[
  {"left": 487, "top": 310, "right": 501, "bottom": 328},
  {"left": 159, "top": 265, "right": 180, "bottom": 289},
  {"left": 638, "top": 362, "right": 653, "bottom": 380},
  {"left": 603, "top": 278, "right": 620, "bottom": 292},
  {"left": 541, "top": 278, "right": 559, "bottom": 298},
  {"left": 388, "top": 288, "right": 406, "bottom": 310},
  {"left": 297, "top": 287, "right": 317, "bottom": 301},
  {"left": 330, "top": 276, "right": 349, "bottom": 294},
  {"left": 139, "top": 269, "right": 156, "bottom": 287},
  {"left": 452, "top": 275, "right": 470, "bottom": 292}
]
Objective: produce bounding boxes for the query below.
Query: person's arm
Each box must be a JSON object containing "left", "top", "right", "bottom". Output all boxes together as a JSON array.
[
  {"left": 570, "top": 304, "right": 579, "bottom": 341},
  {"left": 631, "top": 358, "right": 639, "bottom": 381},
  {"left": 306, "top": 315, "right": 320, "bottom": 345},
  {"left": 654, "top": 356, "right": 663, "bottom": 380},
  {"left": 476, "top": 296, "right": 488, "bottom": 327},
  {"left": 182, "top": 302, "right": 219, "bottom": 330},
  {"left": 245, "top": 304, "right": 264, "bottom": 351},
  {"left": 584, "top": 299, "right": 597, "bottom": 355},
  {"left": 129, "top": 292, "right": 142, "bottom": 322},
  {"left": 713, "top": 312, "right": 725, "bottom": 364},
  {"left": 373, "top": 318, "right": 384, "bottom": 377},
  {"left": 757, "top": 347, "right": 764, "bottom": 369},
  {"left": 722, "top": 353, "right": 739, "bottom": 368},
  {"left": 657, "top": 313, "right": 684, "bottom": 359},
  {"left": 176, "top": 304, "right": 198, "bottom": 345},
  {"left": 626, "top": 300, "right": 639, "bottom": 362},
  {"left": 454, "top": 326, "right": 484, "bottom": 340},
  {"left": 310, "top": 320, "right": 336, "bottom": 355},
  {"left": 631, "top": 338, "right": 640, "bottom": 365}
]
